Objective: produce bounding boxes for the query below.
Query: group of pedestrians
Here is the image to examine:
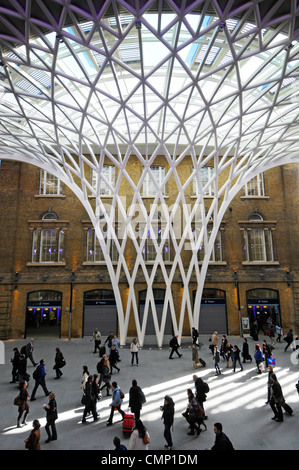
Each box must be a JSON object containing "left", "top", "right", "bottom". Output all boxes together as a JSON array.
[
  {"left": 8, "top": 325, "right": 297, "bottom": 451},
  {"left": 10, "top": 339, "right": 61, "bottom": 449}
]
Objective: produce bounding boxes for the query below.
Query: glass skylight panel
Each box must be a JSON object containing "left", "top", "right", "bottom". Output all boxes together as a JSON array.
[{"left": 195, "top": 44, "right": 221, "bottom": 65}]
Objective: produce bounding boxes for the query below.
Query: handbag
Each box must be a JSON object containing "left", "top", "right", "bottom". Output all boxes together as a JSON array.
[
  {"left": 138, "top": 388, "right": 146, "bottom": 405},
  {"left": 81, "top": 393, "right": 90, "bottom": 405},
  {"left": 14, "top": 396, "right": 24, "bottom": 408}
]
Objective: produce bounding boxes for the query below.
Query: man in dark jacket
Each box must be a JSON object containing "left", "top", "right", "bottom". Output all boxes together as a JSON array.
[
  {"left": 10, "top": 347, "right": 20, "bottom": 383},
  {"left": 169, "top": 335, "right": 182, "bottom": 359},
  {"left": 193, "top": 374, "right": 208, "bottom": 420},
  {"left": 160, "top": 395, "right": 175, "bottom": 449},
  {"left": 210, "top": 422, "right": 234, "bottom": 450},
  {"left": 25, "top": 339, "right": 38, "bottom": 366},
  {"left": 284, "top": 329, "right": 293, "bottom": 351}
]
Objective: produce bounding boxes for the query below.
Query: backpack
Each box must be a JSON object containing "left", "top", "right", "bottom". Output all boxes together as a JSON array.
[
  {"left": 169, "top": 337, "right": 175, "bottom": 347},
  {"left": 20, "top": 345, "right": 27, "bottom": 355},
  {"left": 33, "top": 366, "right": 40, "bottom": 380},
  {"left": 203, "top": 382, "right": 210, "bottom": 393}
]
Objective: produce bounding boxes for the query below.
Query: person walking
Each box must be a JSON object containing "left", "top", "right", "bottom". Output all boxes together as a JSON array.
[
  {"left": 193, "top": 374, "right": 208, "bottom": 421},
  {"left": 10, "top": 347, "right": 20, "bottom": 383},
  {"left": 209, "top": 422, "right": 234, "bottom": 450},
  {"left": 224, "top": 342, "right": 233, "bottom": 368},
  {"left": 91, "top": 329, "right": 101, "bottom": 354},
  {"left": 129, "top": 379, "right": 146, "bottom": 420},
  {"left": 128, "top": 419, "right": 150, "bottom": 450},
  {"left": 266, "top": 365, "right": 274, "bottom": 404},
  {"left": 24, "top": 419, "right": 41, "bottom": 450},
  {"left": 192, "top": 344, "right": 201, "bottom": 369},
  {"left": 104, "top": 331, "right": 114, "bottom": 356},
  {"left": 220, "top": 335, "right": 227, "bottom": 360},
  {"left": 53, "top": 347, "right": 65, "bottom": 379},
  {"left": 160, "top": 395, "right": 175, "bottom": 450},
  {"left": 262, "top": 340, "right": 272, "bottom": 369},
  {"left": 97, "top": 354, "right": 107, "bottom": 387},
  {"left": 182, "top": 389, "right": 202, "bottom": 436},
  {"left": 284, "top": 329, "right": 294, "bottom": 352},
  {"left": 81, "top": 365, "right": 90, "bottom": 390},
  {"left": 213, "top": 346, "right": 221, "bottom": 376},
  {"left": 169, "top": 335, "right": 182, "bottom": 359},
  {"left": 17, "top": 354, "right": 27, "bottom": 387},
  {"left": 275, "top": 324, "right": 283, "bottom": 343},
  {"left": 82, "top": 375, "right": 98, "bottom": 423},
  {"left": 43, "top": 392, "right": 58, "bottom": 442},
  {"left": 191, "top": 327, "right": 199, "bottom": 346},
  {"left": 242, "top": 338, "right": 251, "bottom": 363},
  {"left": 25, "top": 339, "right": 38, "bottom": 366},
  {"left": 270, "top": 373, "right": 293, "bottom": 422},
  {"left": 100, "top": 359, "right": 111, "bottom": 396},
  {"left": 106, "top": 381, "right": 125, "bottom": 426},
  {"left": 130, "top": 338, "right": 139, "bottom": 366},
  {"left": 232, "top": 345, "right": 243, "bottom": 372},
  {"left": 16, "top": 380, "right": 30, "bottom": 427},
  {"left": 209, "top": 331, "right": 219, "bottom": 354},
  {"left": 30, "top": 359, "right": 50, "bottom": 401},
  {"left": 109, "top": 345, "right": 120, "bottom": 374},
  {"left": 254, "top": 344, "right": 264, "bottom": 374}
]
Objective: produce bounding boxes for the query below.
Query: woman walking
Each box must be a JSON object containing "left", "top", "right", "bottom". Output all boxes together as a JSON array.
[
  {"left": 100, "top": 359, "right": 111, "bottom": 396},
  {"left": 160, "top": 395, "right": 175, "bottom": 450},
  {"left": 182, "top": 389, "right": 202, "bottom": 436},
  {"left": 213, "top": 346, "right": 221, "bottom": 376},
  {"left": 233, "top": 345, "right": 243, "bottom": 372},
  {"left": 17, "top": 380, "right": 30, "bottom": 428},
  {"left": 43, "top": 392, "right": 58, "bottom": 443},
  {"left": 54, "top": 347, "right": 65, "bottom": 379},
  {"left": 130, "top": 338, "right": 139, "bottom": 366}
]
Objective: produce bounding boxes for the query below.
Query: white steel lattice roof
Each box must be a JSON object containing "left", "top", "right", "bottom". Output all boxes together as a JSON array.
[{"left": 0, "top": 0, "right": 298, "bottom": 346}]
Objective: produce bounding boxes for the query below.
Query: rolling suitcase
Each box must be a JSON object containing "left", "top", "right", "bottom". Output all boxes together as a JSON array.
[
  {"left": 199, "top": 358, "right": 206, "bottom": 367},
  {"left": 282, "top": 403, "right": 293, "bottom": 415},
  {"left": 122, "top": 413, "right": 134, "bottom": 436}
]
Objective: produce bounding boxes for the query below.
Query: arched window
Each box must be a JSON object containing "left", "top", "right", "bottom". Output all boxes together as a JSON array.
[{"left": 29, "top": 213, "right": 67, "bottom": 264}]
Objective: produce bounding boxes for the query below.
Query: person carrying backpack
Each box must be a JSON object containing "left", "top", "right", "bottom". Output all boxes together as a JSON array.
[
  {"left": 169, "top": 335, "right": 182, "bottom": 359},
  {"left": 30, "top": 359, "right": 50, "bottom": 401}
]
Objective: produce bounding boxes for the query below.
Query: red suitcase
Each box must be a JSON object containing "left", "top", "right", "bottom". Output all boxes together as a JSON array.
[{"left": 122, "top": 413, "right": 134, "bottom": 435}]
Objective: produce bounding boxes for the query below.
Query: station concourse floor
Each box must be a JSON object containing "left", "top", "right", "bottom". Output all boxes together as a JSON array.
[{"left": 0, "top": 334, "right": 298, "bottom": 453}]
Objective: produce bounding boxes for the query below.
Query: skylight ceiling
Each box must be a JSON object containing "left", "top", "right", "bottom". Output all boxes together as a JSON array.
[
  {"left": 0, "top": 1, "right": 299, "bottom": 347},
  {"left": 0, "top": 0, "right": 298, "bottom": 164}
]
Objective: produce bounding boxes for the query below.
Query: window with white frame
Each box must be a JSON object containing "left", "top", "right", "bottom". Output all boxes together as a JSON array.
[
  {"left": 92, "top": 165, "right": 115, "bottom": 196},
  {"left": 142, "top": 166, "right": 166, "bottom": 196},
  {"left": 244, "top": 173, "right": 265, "bottom": 196},
  {"left": 193, "top": 166, "right": 215, "bottom": 197},
  {"left": 39, "top": 170, "right": 61, "bottom": 195},
  {"left": 31, "top": 214, "right": 65, "bottom": 264},
  {"left": 86, "top": 227, "right": 118, "bottom": 262},
  {"left": 242, "top": 213, "right": 274, "bottom": 262}
]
